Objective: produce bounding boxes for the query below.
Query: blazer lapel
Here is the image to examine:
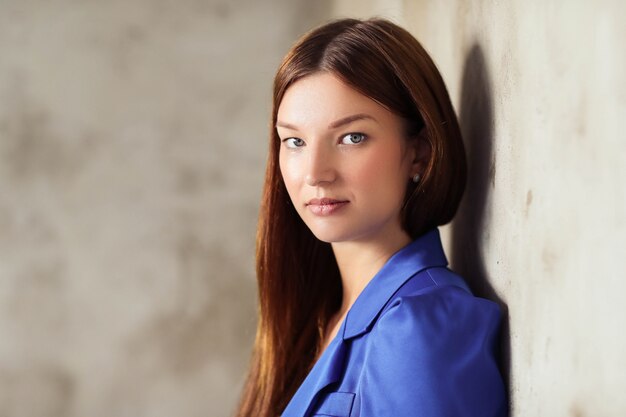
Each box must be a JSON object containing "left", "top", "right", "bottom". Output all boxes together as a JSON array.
[{"left": 281, "top": 321, "right": 348, "bottom": 417}]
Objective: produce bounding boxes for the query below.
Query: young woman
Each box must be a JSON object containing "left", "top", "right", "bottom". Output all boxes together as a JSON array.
[{"left": 235, "top": 18, "right": 507, "bottom": 417}]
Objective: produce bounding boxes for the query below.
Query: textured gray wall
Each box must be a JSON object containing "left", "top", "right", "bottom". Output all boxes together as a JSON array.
[
  {"left": 0, "top": 1, "right": 330, "bottom": 416},
  {"left": 332, "top": 0, "right": 626, "bottom": 416}
]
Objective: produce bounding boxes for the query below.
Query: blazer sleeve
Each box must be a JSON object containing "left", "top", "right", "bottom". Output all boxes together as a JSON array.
[{"left": 357, "top": 286, "right": 507, "bottom": 417}]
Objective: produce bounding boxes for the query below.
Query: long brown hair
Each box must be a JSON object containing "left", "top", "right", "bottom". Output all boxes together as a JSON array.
[{"left": 235, "top": 18, "right": 466, "bottom": 417}]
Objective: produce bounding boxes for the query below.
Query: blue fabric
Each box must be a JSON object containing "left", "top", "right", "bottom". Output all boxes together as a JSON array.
[{"left": 281, "top": 228, "right": 508, "bottom": 417}]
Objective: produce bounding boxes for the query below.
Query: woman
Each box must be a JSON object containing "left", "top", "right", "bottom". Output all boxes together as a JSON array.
[{"left": 235, "top": 18, "right": 507, "bottom": 417}]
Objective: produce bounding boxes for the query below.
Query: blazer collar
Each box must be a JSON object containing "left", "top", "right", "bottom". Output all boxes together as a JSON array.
[{"left": 341, "top": 228, "right": 448, "bottom": 340}]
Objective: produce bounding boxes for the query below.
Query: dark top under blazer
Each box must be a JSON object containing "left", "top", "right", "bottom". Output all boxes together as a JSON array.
[{"left": 281, "top": 228, "right": 507, "bottom": 417}]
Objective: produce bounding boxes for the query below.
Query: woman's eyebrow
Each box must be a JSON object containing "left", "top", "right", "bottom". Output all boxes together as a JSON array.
[
  {"left": 276, "top": 113, "right": 378, "bottom": 131},
  {"left": 275, "top": 120, "right": 299, "bottom": 130},
  {"left": 328, "top": 113, "right": 378, "bottom": 129}
]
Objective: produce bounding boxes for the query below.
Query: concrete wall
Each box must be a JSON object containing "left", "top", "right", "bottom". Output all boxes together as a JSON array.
[
  {"left": 333, "top": 0, "right": 626, "bottom": 415},
  {"left": 0, "top": 1, "right": 330, "bottom": 416}
]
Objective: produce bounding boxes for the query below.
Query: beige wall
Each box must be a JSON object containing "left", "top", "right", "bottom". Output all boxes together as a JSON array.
[
  {"left": 2, "top": 1, "right": 625, "bottom": 416},
  {"left": 334, "top": 0, "right": 626, "bottom": 416}
]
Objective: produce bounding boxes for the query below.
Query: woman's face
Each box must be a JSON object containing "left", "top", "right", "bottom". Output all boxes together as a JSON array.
[{"left": 276, "top": 72, "right": 424, "bottom": 244}]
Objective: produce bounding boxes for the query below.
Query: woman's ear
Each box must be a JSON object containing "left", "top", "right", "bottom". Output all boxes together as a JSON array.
[{"left": 409, "top": 128, "right": 431, "bottom": 177}]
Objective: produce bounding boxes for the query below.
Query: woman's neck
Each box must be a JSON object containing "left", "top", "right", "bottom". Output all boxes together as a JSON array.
[
  {"left": 331, "top": 229, "right": 412, "bottom": 314},
  {"left": 314, "top": 229, "right": 412, "bottom": 363}
]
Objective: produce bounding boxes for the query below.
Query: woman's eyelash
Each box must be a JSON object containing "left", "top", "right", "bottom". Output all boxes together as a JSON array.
[
  {"left": 340, "top": 132, "right": 367, "bottom": 144},
  {"left": 280, "top": 133, "right": 367, "bottom": 148},
  {"left": 282, "top": 137, "right": 305, "bottom": 148}
]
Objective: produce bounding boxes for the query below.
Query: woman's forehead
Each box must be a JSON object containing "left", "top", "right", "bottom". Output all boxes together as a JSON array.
[{"left": 276, "top": 73, "right": 394, "bottom": 130}]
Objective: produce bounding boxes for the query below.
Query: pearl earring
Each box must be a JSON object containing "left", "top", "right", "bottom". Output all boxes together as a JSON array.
[{"left": 412, "top": 173, "right": 421, "bottom": 183}]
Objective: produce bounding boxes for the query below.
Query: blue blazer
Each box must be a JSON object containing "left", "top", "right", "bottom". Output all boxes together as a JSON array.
[{"left": 281, "top": 229, "right": 507, "bottom": 417}]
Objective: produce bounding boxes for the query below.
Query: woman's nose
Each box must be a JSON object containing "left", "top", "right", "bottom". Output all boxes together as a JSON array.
[{"left": 304, "top": 144, "right": 336, "bottom": 186}]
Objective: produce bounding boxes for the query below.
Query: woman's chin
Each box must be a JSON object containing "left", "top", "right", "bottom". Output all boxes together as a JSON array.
[
  {"left": 307, "top": 225, "right": 364, "bottom": 244},
  {"left": 310, "top": 232, "right": 344, "bottom": 244},
  {"left": 308, "top": 227, "right": 350, "bottom": 244}
]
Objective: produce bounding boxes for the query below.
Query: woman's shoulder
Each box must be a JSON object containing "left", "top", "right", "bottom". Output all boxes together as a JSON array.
[
  {"left": 358, "top": 268, "right": 507, "bottom": 415},
  {"left": 385, "top": 266, "right": 500, "bottom": 318},
  {"left": 374, "top": 267, "right": 502, "bottom": 350}
]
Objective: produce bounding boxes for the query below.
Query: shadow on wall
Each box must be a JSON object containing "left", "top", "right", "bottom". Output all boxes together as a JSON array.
[{"left": 451, "top": 44, "right": 511, "bottom": 398}]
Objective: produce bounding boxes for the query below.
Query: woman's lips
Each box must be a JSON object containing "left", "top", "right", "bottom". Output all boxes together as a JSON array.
[{"left": 306, "top": 198, "right": 349, "bottom": 216}]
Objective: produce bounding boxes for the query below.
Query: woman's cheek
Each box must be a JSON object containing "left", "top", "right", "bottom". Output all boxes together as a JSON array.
[{"left": 280, "top": 157, "right": 302, "bottom": 196}]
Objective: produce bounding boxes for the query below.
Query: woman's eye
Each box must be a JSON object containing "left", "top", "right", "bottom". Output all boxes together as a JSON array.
[
  {"left": 283, "top": 137, "right": 305, "bottom": 148},
  {"left": 340, "top": 132, "right": 367, "bottom": 145}
]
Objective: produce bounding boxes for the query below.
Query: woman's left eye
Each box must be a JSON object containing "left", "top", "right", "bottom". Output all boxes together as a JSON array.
[{"left": 340, "top": 132, "right": 367, "bottom": 145}]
